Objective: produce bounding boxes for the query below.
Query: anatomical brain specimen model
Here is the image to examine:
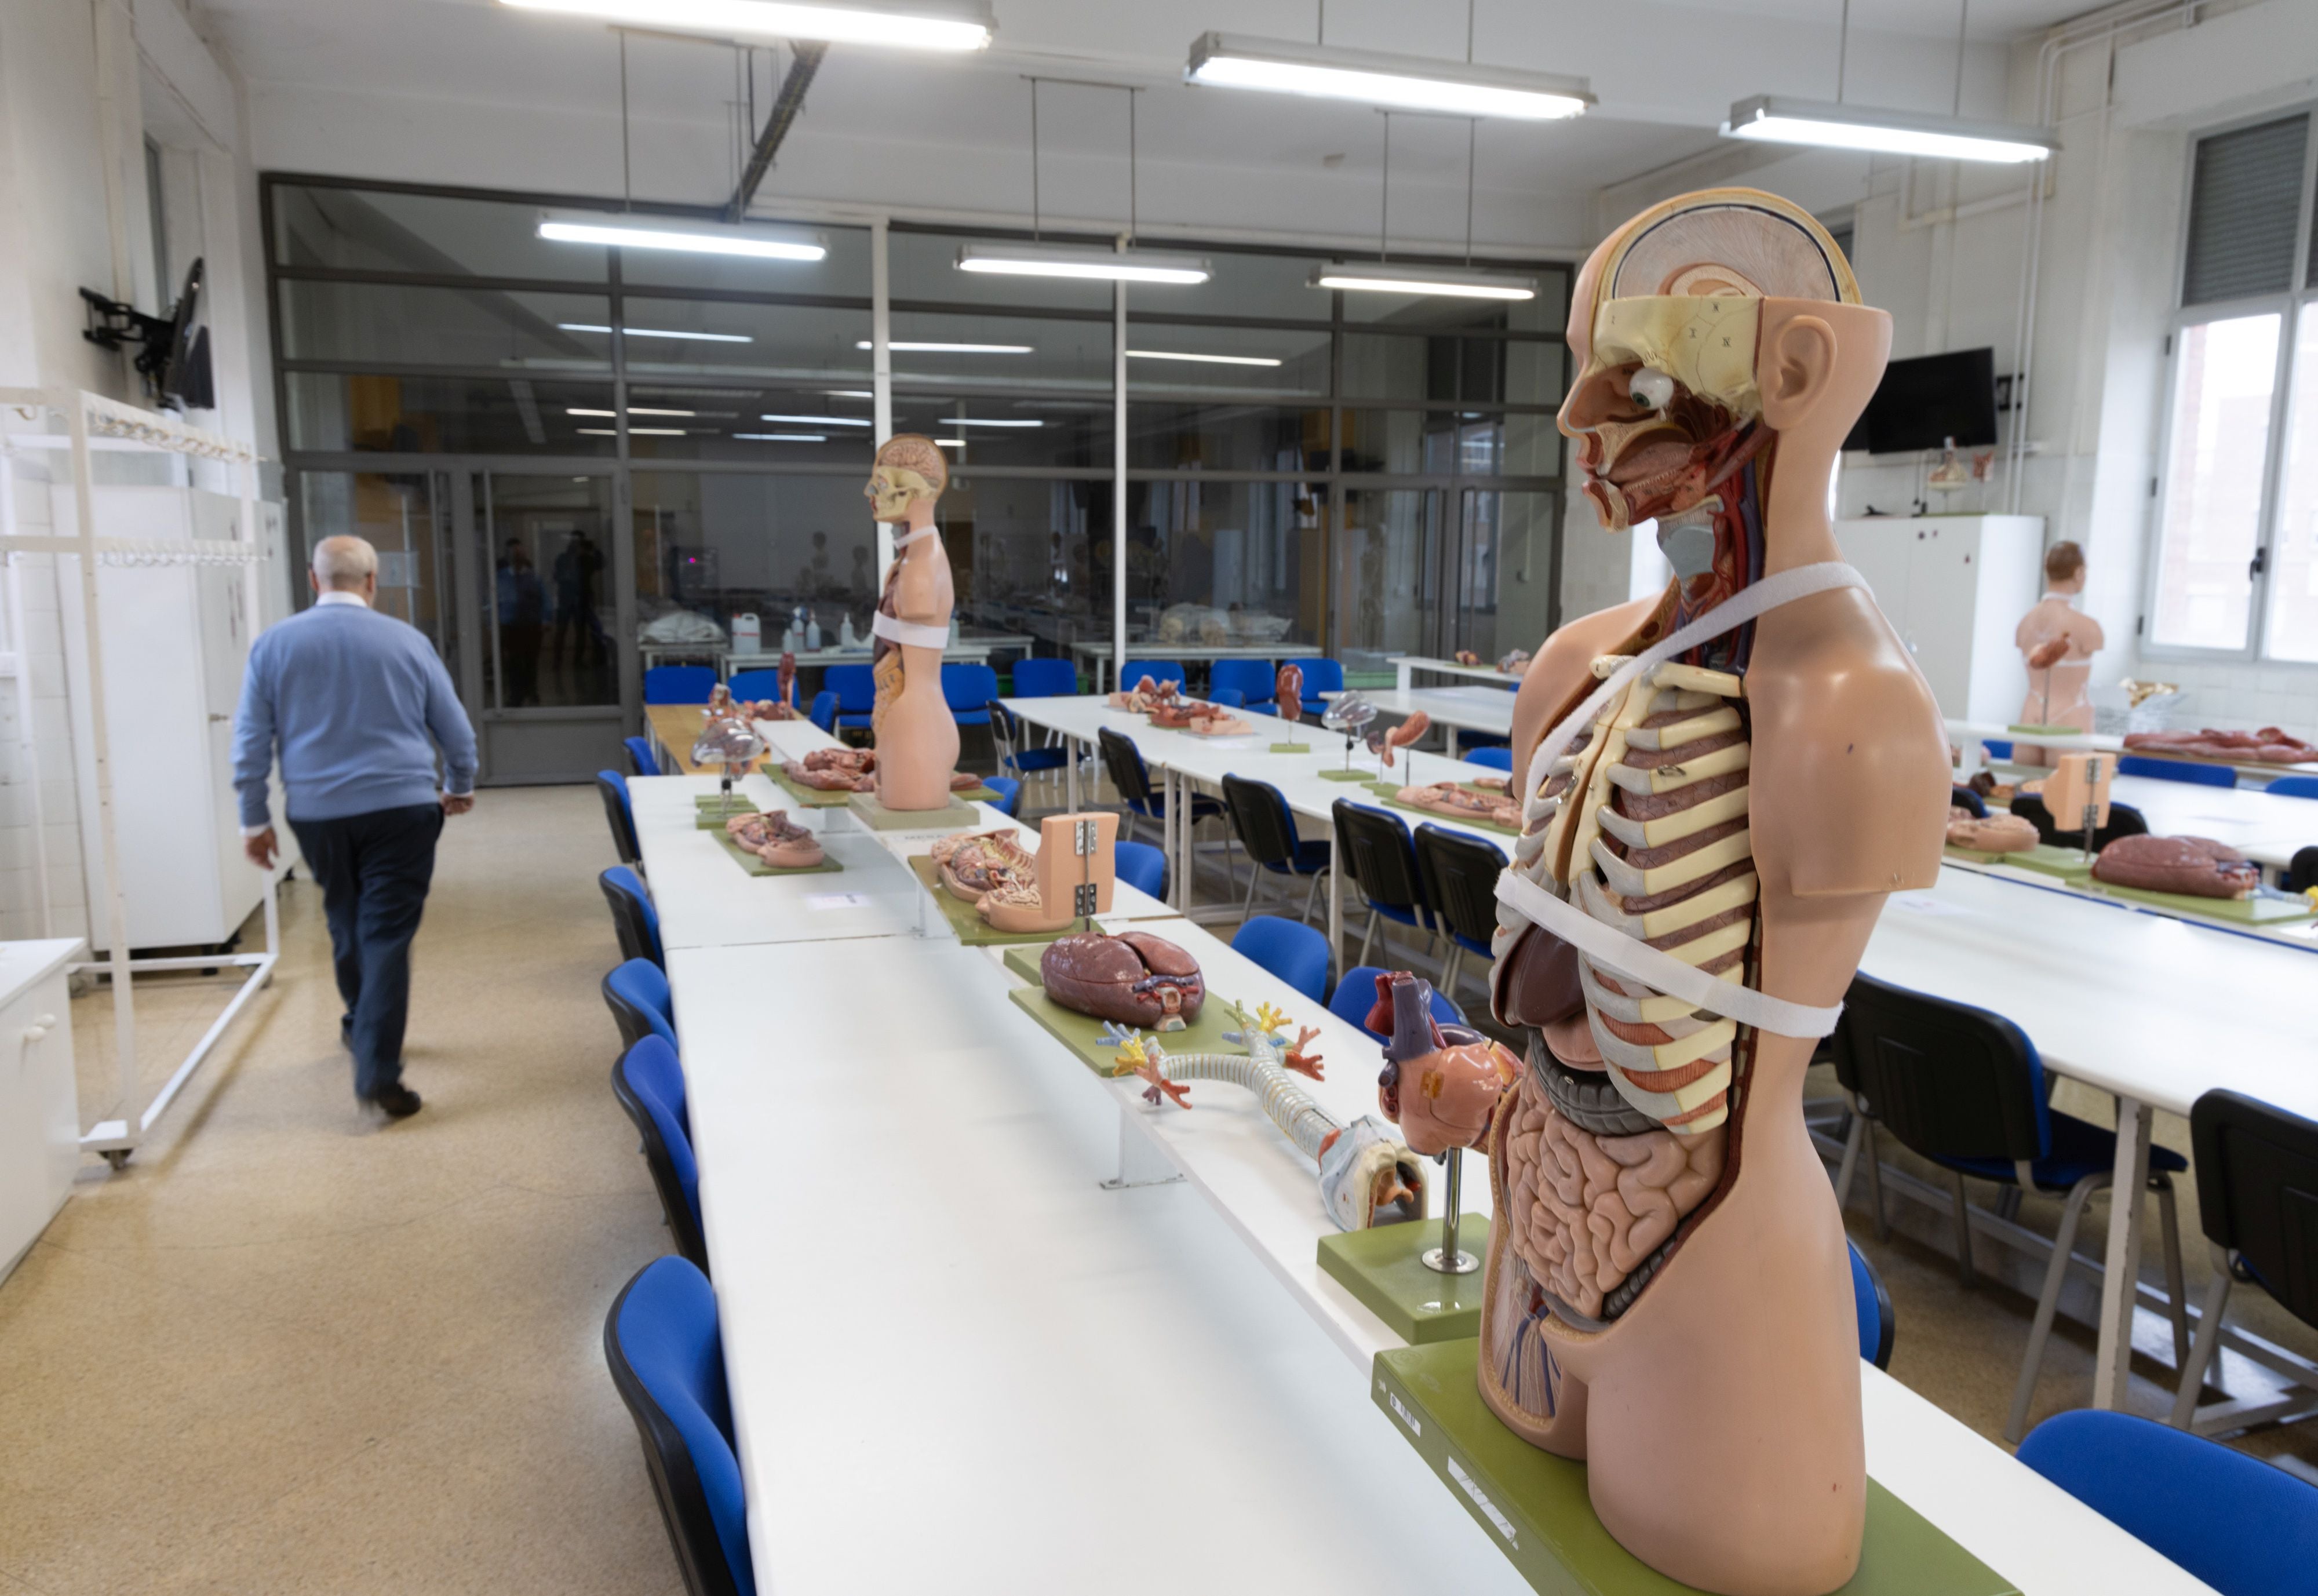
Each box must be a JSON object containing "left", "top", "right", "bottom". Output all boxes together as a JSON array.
[
  {"left": 1482, "top": 190, "right": 1947, "bottom": 1595},
  {"left": 865, "top": 435, "right": 961, "bottom": 811}
]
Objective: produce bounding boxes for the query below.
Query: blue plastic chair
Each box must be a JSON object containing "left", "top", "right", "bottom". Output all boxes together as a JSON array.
[
  {"left": 1114, "top": 839, "right": 1168, "bottom": 899},
  {"left": 1982, "top": 738, "right": 2013, "bottom": 760},
  {"left": 1011, "top": 657, "right": 1078, "bottom": 698},
  {"left": 1463, "top": 746, "right": 1513, "bottom": 772},
  {"left": 942, "top": 663, "right": 1000, "bottom": 728},
  {"left": 598, "top": 771, "right": 642, "bottom": 866},
  {"left": 825, "top": 663, "right": 877, "bottom": 730},
  {"left": 1221, "top": 774, "right": 1331, "bottom": 924},
  {"left": 1281, "top": 657, "right": 1343, "bottom": 716},
  {"left": 1412, "top": 823, "right": 1510, "bottom": 998},
  {"left": 1848, "top": 1240, "right": 1894, "bottom": 1369},
  {"left": 1328, "top": 965, "right": 1463, "bottom": 1042},
  {"left": 604, "top": 1256, "right": 756, "bottom": 1596},
  {"left": 2018, "top": 1409, "right": 2318, "bottom": 1596},
  {"left": 1233, "top": 914, "right": 1331, "bottom": 1003},
  {"left": 1331, "top": 801, "right": 1435, "bottom": 967},
  {"left": 725, "top": 668, "right": 785, "bottom": 702},
  {"left": 807, "top": 690, "right": 836, "bottom": 733},
  {"left": 1208, "top": 687, "right": 1246, "bottom": 709},
  {"left": 984, "top": 776, "right": 1022, "bottom": 817},
  {"left": 599, "top": 865, "right": 665, "bottom": 968},
  {"left": 645, "top": 665, "right": 716, "bottom": 705},
  {"left": 1118, "top": 659, "right": 1186, "bottom": 693},
  {"left": 1951, "top": 784, "right": 1988, "bottom": 817},
  {"left": 624, "top": 736, "right": 661, "bottom": 778},
  {"left": 2267, "top": 774, "right": 2318, "bottom": 800},
  {"left": 2119, "top": 754, "right": 2237, "bottom": 788},
  {"left": 604, "top": 957, "right": 678, "bottom": 1051},
  {"left": 610, "top": 1037, "right": 706, "bottom": 1273},
  {"left": 1209, "top": 659, "right": 1276, "bottom": 714}
]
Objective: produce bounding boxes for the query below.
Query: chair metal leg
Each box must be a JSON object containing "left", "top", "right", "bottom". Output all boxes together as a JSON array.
[
  {"left": 2168, "top": 1250, "right": 2236, "bottom": 1428},
  {"left": 1301, "top": 869, "right": 1326, "bottom": 927},
  {"left": 1358, "top": 908, "right": 1379, "bottom": 968},
  {"left": 1441, "top": 944, "right": 1463, "bottom": 996},
  {"left": 1858, "top": 1118, "right": 1888, "bottom": 1242},
  {"left": 2153, "top": 1175, "right": 2189, "bottom": 1367},
  {"left": 2006, "top": 1173, "right": 2103, "bottom": 1444},
  {"left": 1947, "top": 1168, "right": 1977, "bottom": 1287},
  {"left": 1241, "top": 862, "right": 1262, "bottom": 920}
]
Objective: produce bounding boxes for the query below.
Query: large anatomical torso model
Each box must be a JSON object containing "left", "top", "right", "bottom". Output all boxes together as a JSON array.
[
  {"left": 1482, "top": 191, "right": 1947, "bottom": 1595},
  {"left": 2013, "top": 591, "right": 2104, "bottom": 766},
  {"left": 866, "top": 436, "right": 962, "bottom": 811}
]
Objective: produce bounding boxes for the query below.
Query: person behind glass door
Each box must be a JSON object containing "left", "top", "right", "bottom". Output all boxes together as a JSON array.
[
  {"left": 232, "top": 535, "right": 478, "bottom": 1119},
  {"left": 495, "top": 536, "right": 545, "bottom": 706},
  {"left": 2013, "top": 540, "right": 2105, "bottom": 767}
]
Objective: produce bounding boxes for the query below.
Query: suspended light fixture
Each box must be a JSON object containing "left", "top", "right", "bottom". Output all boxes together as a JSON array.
[
  {"left": 499, "top": 0, "right": 993, "bottom": 52},
  {"left": 1314, "top": 262, "right": 1535, "bottom": 300},
  {"left": 562, "top": 323, "right": 754, "bottom": 343},
  {"left": 538, "top": 213, "right": 827, "bottom": 260},
  {"left": 852, "top": 340, "right": 1030, "bottom": 354},
  {"left": 1127, "top": 349, "right": 1284, "bottom": 367},
  {"left": 956, "top": 242, "right": 1209, "bottom": 285},
  {"left": 761, "top": 413, "right": 873, "bottom": 426},
  {"left": 1185, "top": 32, "right": 1590, "bottom": 121},
  {"left": 1721, "top": 95, "right": 2053, "bottom": 163}
]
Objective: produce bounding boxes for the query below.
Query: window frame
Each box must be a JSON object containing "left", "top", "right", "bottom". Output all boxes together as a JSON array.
[{"left": 2142, "top": 101, "right": 2318, "bottom": 666}]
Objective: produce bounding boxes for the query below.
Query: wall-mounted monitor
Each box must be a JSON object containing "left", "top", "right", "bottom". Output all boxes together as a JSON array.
[{"left": 1845, "top": 347, "right": 1998, "bottom": 455}]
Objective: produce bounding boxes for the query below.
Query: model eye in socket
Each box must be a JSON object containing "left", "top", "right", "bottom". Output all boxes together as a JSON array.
[{"left": 1627, "top": 366, "right": 1676, "bottom": 411}]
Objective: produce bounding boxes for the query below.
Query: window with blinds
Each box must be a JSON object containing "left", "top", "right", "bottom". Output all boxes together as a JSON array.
[{"left": 2181, "top": 113, "right": 2308, "bottom": 307}]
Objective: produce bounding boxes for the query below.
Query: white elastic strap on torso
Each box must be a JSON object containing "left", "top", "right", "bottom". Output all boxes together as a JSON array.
[
  {"left": 895, "top": 524, "right": 938, "bottom": 548},
  {"left": 872, "top": 611, "right": 950, "bottom": 648},
  {"left": 1493, "top": 560, "right": 1869, "bottom": 1041}
]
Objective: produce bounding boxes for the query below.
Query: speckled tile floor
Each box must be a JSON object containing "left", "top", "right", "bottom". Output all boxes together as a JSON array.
[{"left": 2, "top": 781, "right": 2311, "bottom": 1594}]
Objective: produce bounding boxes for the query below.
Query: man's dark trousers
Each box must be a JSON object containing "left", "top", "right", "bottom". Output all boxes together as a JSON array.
[{"left": 288, "top": 803, "right": 444, "bottom": 1100}]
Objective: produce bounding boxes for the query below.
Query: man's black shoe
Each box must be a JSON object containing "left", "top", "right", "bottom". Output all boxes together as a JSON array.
[{"left": 363, "top": 1084, "right": 422, "bottom": 1119}]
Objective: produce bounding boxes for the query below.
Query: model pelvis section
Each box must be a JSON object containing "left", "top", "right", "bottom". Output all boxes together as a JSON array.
[{"left": 1488, "top": 656, "right": 1752, "bottom": 1328}]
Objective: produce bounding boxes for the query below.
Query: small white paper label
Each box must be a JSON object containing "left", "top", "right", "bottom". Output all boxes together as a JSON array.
[
  {"left": 1447, "top": 1455, "right": 1518, "bottom": 1546},
  {"left": 806, "top": 892, "right": 870, "bottom": 910},
  {"left": 1384, "top": 1387, "right": 1423, "bottom": 1437}
]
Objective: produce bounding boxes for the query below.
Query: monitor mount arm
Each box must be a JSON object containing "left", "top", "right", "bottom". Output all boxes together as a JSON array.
[{"left": 78, "top": 287, "right": 174, "bottom": 384}]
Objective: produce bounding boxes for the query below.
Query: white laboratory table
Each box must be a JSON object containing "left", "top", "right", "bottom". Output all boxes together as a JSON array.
[
  {"left": 2097, "top": 774, "right": 2313, "bottom": 873},
  {"left": 1325, "top": 684, "right": 1517, "bottom": 756},
  {"left": 998, "top": 694, "right": 1518, "bottom": 967},
  {"left": 1389, "top": 653, "right": 1529, "bottom": 691},
  {"left": 1951, "top": 717, "right": 2318, "bottom": 788},
  {"left": 666, "top": 929, "right": 2216, "bottom": 1595},
  {"left": 1865, "top": 865, "right": 2318, "bottom": 1416}
]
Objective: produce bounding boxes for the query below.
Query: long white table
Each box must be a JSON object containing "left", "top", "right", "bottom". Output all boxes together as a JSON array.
[
  {"left": 1390, "top": 653, "right": 1528, "bottom": 690},
  {"left": 2096, "top": 773, "right": 2313, "bottom": 873},
  {"left": 669, "top": 924, "right": 2217, "bottom": 1594},
  {"left": 1867, "top": 865, "right": 2317, "bottom": 1418}
]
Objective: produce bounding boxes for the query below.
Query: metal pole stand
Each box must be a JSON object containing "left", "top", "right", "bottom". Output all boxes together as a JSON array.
[{"left": 1422, "top": 1146, "right": 1480, "bottom": 1274}]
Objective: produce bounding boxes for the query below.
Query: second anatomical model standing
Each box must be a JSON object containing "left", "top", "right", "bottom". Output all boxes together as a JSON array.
[{"left": 865, "top": 435, "right": 961, "bottom": 811}]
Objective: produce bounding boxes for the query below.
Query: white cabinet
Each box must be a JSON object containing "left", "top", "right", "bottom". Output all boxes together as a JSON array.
[
  {"left": 0, "top": 938, "right": 83, "bottom": 1281},
  {"left": 1833, "top": 515, "right": 2044, "bottom": 723},
  {"left": 52, "top": 486, "right": 285, "bottom": 952}
]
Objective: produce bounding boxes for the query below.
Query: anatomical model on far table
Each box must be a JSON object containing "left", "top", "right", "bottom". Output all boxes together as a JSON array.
[
  {"left": 866, "top": 435, "right": 961, "bottom": 811},
  {"left": 2011, "top": 540, "right": 2104, "bottom": 767},
  {"left": 1483, "top": 190, "right": 1947, "bottom": 1595}
]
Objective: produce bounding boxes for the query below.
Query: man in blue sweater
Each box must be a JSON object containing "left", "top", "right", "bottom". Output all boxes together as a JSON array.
[{"left": 234, "top": 535, "right": 479, "bottom": 1118}]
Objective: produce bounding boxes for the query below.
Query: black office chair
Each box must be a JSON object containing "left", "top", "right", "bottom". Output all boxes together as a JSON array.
[
  {"left": 1097, "top": 725, "right": 1224, "bottom": 873},
  {"left": 611, "top": 1036, "right": 709, "bottom": 1273},
  {"left": 2010, "top": 793, "right": 2147, "bottom": 850},
  {"left": 1220, "top": 774, "right": 1331, "bottom": 924},
  {"left": 2169, "top": 1091, "right": 2318, "bottom": 1431},
  {"left": 598, "top": 771, "right": 643, "bottom": 866},
  {"left": 1332, "top": 799, "right": 1436, "bottom": 968},
  {"left": 600, "top": 866, "right": 665, "bottom": 968},
  {"left": 1412, "top": 823, "right": 1510, "bottom": 999},
  {"left": 1951, "top": 784, "right": 1988, "bottom": 818},
  {"left": 1835, "top": 971, "right": 2188, "bottom": 1442},
  {"left": 2287, "top": 845, "right": 2317, "bottom": 894}
]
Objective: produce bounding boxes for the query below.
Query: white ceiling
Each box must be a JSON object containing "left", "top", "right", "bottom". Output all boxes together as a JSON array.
[{"left": 192, "top": 0, "right": 2111, "bottom": 251}]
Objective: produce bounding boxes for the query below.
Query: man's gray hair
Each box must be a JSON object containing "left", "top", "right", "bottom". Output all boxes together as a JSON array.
[{"left": 312, "top": 535, "right": 378, "bottom": 590}]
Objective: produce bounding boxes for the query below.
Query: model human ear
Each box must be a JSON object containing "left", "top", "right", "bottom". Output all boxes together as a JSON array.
[{"left": 1758, "top": 313, "right": 1837, "bottom": 427}]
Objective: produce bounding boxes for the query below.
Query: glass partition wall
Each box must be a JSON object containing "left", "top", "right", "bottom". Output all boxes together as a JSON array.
[{"left": 267, "top": 176, "right": 1569, "bottom": 781}]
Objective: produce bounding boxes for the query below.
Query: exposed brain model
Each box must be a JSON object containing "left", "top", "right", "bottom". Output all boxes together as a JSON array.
[{"left": 1482, "top": 190, "right": 1947, "bottom": 1595}]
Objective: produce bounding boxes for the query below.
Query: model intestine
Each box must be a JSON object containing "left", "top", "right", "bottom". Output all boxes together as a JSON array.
[{"left": 1479, "top": 190, "right": 1947, "bottom": 1595}]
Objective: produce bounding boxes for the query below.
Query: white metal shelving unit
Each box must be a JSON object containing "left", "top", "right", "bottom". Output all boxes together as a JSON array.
[{"left": 0, "top": 388, "right": 278, "bottom": 1169}]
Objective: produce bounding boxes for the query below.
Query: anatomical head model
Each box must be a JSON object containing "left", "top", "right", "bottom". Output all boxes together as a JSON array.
[
  {"left": 1484, "top": 190, "right": 1947, "bottom": 1595},
  {"left": 865, "top": 435, "right": 961, "bottom": 810}
]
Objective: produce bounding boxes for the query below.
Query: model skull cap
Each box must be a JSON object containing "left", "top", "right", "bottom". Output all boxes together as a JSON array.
[
  {"left": 1572, "top": 187, "right": 1859, "bottom": 420},
  {"left": 870, "top": 432, "right": 949, "bottom": 496}
]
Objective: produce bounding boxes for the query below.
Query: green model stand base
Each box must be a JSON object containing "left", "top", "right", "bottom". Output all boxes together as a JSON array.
[
  {"left": 711, "top": 834, "right": 845, "bottom": 877},
  {"left": 2005, "top": 723, "right": 2083, "bottom": 739},
  {"left": 1365, "top": 783, "right": 1522, "bottom": 836},
  {"left": 1270, "top": 741, "right": 1314, "bottom": 754},
  {"left": 1942, "top": 842, "right": 2094, "bottom": 881},
  {"left": 694, "top": 797, "right": 760, "bottom": 831},
  {"left": 905, "top": 857, "right": 1077, "bottom": 945},
  {"left": 769, "top": 768, "right": 856, "bottom": 808},
  {"left": 1373, "top": 1339, "right": 2017, "bottom": 1596},
  {"left": 1318, "top": 767, "right": 1372, "bottom": 782},
  {"left": 1317, "top": 1217, "right": 1492, "bottom": 1343},
  {"left": 2091, "top": 880, "right": 2317, "bottom": 925},
  {"left": 1000, "top": 942, "right": 1252, "bottom": 1075},
  {"left": 847, "top": 792, "right": 981, "bottom": 831}
]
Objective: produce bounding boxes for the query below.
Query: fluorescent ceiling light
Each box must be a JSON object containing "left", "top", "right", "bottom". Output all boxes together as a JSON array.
[
  {"left": 933, "top": 438, "right": 967, "bottom": 447},
  {"left": 538, "top": 213, "right": 826, "bottom": 260},
  {"left": 577, "top": 426, "right": 689, "bottom": 436},
  {"left": 562, "top": 323, "right": 755, "bottom": 344},
  {"left": 955, "top": 243, "right": 1210, "bottom": 285},
  {"left": 1311, "top": 263, "right": 1537, "bottom": 301},
  {"left": 855, "top": 340, "right": 1033, "bottom": 354},
  {"left": 761, "top": 413, "right": 873, "bottom": 426},
  {"left": 567, "top": 406, "right": 695, "bottom": 417},
  {"left": 934, "top": 417, "right": 1042, "bottom": 428},
  {"left": 1186, "top": 32, "right": 1592, "bottom": 121},
  {"left": 1720, "top": 95, "right": 2055, "bottom": 164},
  {"left": 499, "top": 0, "right": 993, "bottom": 52},
  {"left": 735, "top": 433, "right": 829, "bottom": 442},
  {"left": 825, "top": 388, "right": 874, "bottom": 398},
  {"left": 1128, "top": 349, "right": 1284, "bottom": 367}
]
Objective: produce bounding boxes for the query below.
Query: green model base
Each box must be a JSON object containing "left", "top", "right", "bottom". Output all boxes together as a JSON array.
[
  {"left": 1373, "top": 1339, "right": 2017, "bottom": 1596},
  {"left": 1318, "top": 767, "right": 1373, "bottom": 782},
  {"left": 846, "top": 792, "right": 981, "bottom": 831},
  {"left": 2005, "top": 723, "right": 2082, "bottom": 738},
  {"left": 768, "top": 768, "right": 856, "bottom": 808},
  {"left": 710, "top": 834, "right": 844, "bottom": 877},
  {"left": 905, "top": 857, "right": 1078, "bottom": 945},
  {"left": 1942, "top": 842, "right": 2094, "bottom": 881},
  {"left": 1365, "top": 783, "right": 1522, "bottom": 836},
  {"left": 694, "top": 801, "right": 760, "bottom": 831},
  {"left": 1270, "top": 740, "right": 1314, "bottom": 754},
  {"left": 2091, "top": 880, "right": 2317, "bottom": 925},
  {"left": 1317, "top": 1218, "right": 1492, "bottom": 1343},
  {"left": 1000, "top": 943, "right": 1252, "bottom": 1076}
]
